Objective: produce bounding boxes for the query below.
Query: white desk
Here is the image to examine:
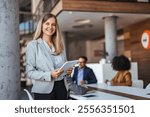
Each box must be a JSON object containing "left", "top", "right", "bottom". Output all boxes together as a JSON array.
[
  {"left": 70, "top": 91, "right": 132, "bottom": 100},
  {"left": 70, "top": 83, "right": 150, "bottom": 100}
]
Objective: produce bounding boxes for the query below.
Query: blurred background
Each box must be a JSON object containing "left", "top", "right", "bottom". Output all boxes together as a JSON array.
[{"left": 0, "top": 0, "right": 150, "bottom": 99}]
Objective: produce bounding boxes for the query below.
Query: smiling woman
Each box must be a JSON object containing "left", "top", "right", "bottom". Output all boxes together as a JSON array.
[
  {"left": 33, "top": 14, "right": 63, "bottom": 54},
  {"left": 42, "top": 17, "right": 56, "bottom": 38},
  {"left": 26, "top": 13, "right": 69, "bottom": 100}
]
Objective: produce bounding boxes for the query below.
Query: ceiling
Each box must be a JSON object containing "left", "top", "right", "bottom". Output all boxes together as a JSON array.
[
  {"left": 18, "top": 0, "right": 150, "bottom": 39},
  {"left": 19, "top": 0, "right": 31, "bottom": 11},
  {"left": 57, "top": 11, "right": 150, "bottom": 39}
]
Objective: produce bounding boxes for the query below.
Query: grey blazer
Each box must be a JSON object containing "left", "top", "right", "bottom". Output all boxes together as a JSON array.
[{"left": 26, "top": 38, "right": 68, "bottom": 94}]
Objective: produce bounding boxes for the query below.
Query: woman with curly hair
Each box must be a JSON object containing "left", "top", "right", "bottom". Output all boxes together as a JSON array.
[{"left": 107, "top": 55, "right": 132, "bottom": 86}]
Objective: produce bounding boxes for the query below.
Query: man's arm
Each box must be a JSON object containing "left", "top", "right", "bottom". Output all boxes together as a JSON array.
[{"left": 86, "top": 69, "right": 97, "bottom": 84}]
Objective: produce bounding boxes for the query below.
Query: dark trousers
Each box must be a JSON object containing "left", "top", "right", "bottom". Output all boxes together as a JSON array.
[{"left": 34, "top": 79, "right": 68, "bottom": 100}]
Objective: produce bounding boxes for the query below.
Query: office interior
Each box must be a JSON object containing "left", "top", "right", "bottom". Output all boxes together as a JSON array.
[{"left": 0, "top": 0, "right": 150, "bottom": 99}]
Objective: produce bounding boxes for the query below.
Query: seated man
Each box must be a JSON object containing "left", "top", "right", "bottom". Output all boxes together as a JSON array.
[{"left": 72, "top": 56, "right": 97, "bottom": 85}]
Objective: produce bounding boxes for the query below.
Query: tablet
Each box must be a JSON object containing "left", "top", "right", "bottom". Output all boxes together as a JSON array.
[{"left": 59, "top": 60, "right": 78, "bottom": 72}]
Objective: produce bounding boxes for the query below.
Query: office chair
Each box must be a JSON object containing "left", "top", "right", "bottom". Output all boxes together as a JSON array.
[
  {"left": 24, "top": 89, "right": 34, "bottom": 100},
  {"left": 146, "top": 83, "right": 150, "bottom": 90}
]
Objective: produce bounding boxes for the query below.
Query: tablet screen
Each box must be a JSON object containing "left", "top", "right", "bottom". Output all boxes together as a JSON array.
[{"left": 59, "top": 60, "right": 78, "bottom": 72}]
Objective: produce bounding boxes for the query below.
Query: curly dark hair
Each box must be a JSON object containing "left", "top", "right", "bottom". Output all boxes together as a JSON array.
[{"left": 112, "top": 55, "right": 131, "bottom": 71}]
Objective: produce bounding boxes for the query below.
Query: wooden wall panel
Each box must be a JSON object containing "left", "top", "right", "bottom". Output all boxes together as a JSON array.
[
  {"left": 63, "top": 0, "right": 150, "bottom": 14},
  {"left": 66, "top": 37, "right": 87, "bottom": 60},
  {"left": 52, "top": 0, "right": 150, "bottom": 15},
  {"left": 124, "top": 19, "right": 150, "bottom": 87}
]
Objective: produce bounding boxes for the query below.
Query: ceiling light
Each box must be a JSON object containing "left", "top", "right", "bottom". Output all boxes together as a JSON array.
[
  {"left": 72, "top": 24, "right": 93, "bottom": 29},
  {"left": 75, "top": 19, "right": 91, "bottom": 24}
]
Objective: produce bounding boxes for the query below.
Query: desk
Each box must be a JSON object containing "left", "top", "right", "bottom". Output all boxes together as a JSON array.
[{"left": 70, "top": 83, "right": 150, "bottom": 100}]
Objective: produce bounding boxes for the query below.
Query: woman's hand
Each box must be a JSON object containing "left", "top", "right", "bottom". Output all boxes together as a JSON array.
[
  {"left": 105, "top": 80, "right": 112, "bottom": 86},
  {"left": 51, "top": 69, "right": 64, "bottom": 79}
]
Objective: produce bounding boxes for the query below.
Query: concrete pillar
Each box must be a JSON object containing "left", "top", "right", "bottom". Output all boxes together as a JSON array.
[
  {"left": 61, "top": 32, "right": 67, "bottom": 59},
  {"left": 0, "top": 0, "right": 20, "bottom": 99},
  {"left": 103, "top": 16, "right": 117, "bottom": 61}
]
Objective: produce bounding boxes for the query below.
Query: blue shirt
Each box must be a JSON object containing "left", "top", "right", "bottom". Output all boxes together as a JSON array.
[
  {"left": 43, "top": 40, "right": 65, "bottom": 81},
  {"left": 77, "top": 68, "right": 84, "bottom": 85}
]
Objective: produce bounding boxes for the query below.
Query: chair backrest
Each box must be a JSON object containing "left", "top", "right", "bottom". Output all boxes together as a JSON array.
[
  {"left": 86, "top": 63, "right": 103, "bottom": 83},
  {"left": 146, "top": 84, "right": 150, "bottom": 90},
  {"left": 24, "top": 89, "right": 34, "bottom": 100}
]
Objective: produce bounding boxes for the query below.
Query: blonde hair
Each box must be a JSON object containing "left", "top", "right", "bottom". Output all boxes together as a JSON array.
[{"left": 33, "top": 13, "right": 64, "bottom": 55}]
